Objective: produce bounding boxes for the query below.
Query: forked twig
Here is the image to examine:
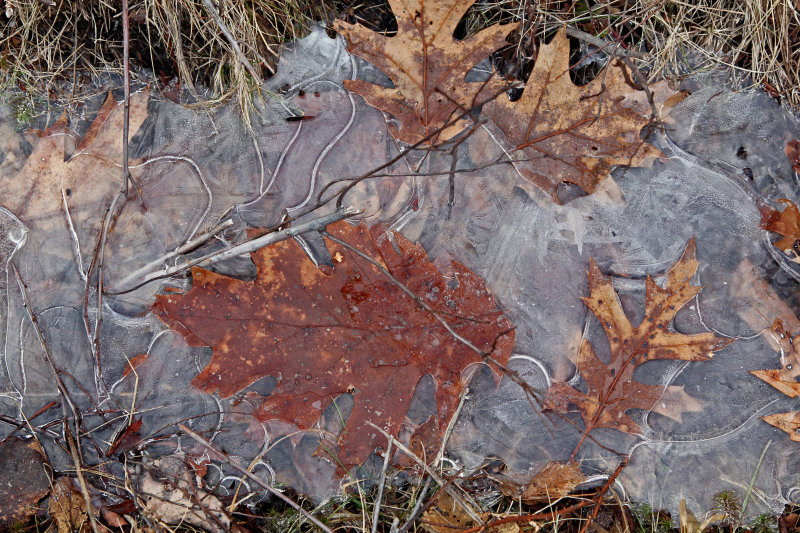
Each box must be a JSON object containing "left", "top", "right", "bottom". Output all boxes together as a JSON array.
[
  {"left": 11, "top": 263, "right": 101, "bottom": 533},
  {"left": 200, "top": 0, "right": 263, "bottom": 86},
  {"left": 108, "top": 207, "right": 359, "bottom": 294},
  {"left": 178, "top": 424, "right": 333, "bottom": 533},
  {"left": 366, "top": 421, "right": 485, "bottom": 526}
]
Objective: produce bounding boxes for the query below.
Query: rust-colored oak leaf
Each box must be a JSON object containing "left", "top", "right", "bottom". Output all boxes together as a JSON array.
[
  {"left": 483, "top": 27, "right": 663, "bottom": 201},
  {"left": 546, "top": 239, "right": 730, "bottom": 440},
  {"left": 752, "top": 320, "right": 800, "bottom": 441},
  {"left": 760, "top": 198, "right": 800, "bottom": 254},
  {"left": 154, "top": 221, "right": 514, "bottom": 469},
  {"left": 333, "top": 0, "right": 517, "bottom": 145}
]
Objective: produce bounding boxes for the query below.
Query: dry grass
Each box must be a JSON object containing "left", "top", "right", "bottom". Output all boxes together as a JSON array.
[
  {"left": 461, "top": 0, "right": 800, "bottom": 108},
  {"left": 0, "top": 0, "right": 327, "bottom": 114},
  {"left": 2, "top": 0, "right": 798, "bottom": 114}
]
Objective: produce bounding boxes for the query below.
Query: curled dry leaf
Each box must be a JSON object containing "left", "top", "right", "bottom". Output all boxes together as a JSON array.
[
  {"left": 500, "top": 461, "right": 584, "bottom": 502},
  {"left": 546, "top": 239, "right": 730, "bottom": 440},
  {"left": 760, "top": 198, "right": 800, "bottom": 255},
  {"left": 484, "top": 27, "right": 663, "bottom": 201},
  {"left": 334, "top": 0, "right": 517, "bottom": 145},
  {"left": 154, "top": 221, "right": 514, "bottom": 469},
  {"left": 421, "top": 492, "right": 489, "bottom": 533},
  {"left": 49, "top": 478, "right": 87, "bottom": 533}
]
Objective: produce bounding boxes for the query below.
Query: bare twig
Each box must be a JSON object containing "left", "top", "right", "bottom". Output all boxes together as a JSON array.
[
  {"left": 107, "top": 207, "right": 359, "bottom": 294},
  {"left": 372, "top": 439, "right": 393, "bottom": 533},
  {"left": 111, "top": 219, "right": 233, "bottom": 292},
  {"left": 11, "top": 263, "right": 101, "bottom": 533},
  {"left": 122, "top": 0, "right": 130, "bottom": 195},
  {"left": 366, "top": 421, "right": 485, "bottom": 526},
  {"left": 178, "top": 424, "right": 334, "bottom": 533},
  {"left": 200, "top": 0, "right": 263, "bottom": 86},
  {"left": 396, "top": 476, "right": 433, "bottom": 533},
  {"left": 565, "top": 26, "right": 646, "bottom": 59},
  {"left": 578, "top": 456, "right": 630, "bottom": 533}
]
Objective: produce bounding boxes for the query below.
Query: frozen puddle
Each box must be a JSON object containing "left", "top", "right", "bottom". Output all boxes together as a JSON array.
[{"left": 1, "top": 25, "right": 800, "bottom": 522}]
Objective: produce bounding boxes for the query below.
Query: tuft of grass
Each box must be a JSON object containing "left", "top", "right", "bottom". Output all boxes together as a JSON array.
[
  {"left": 750, "top": 512, "right": 779, "bottom": 533},
  {"left": 713, "top": 490, "right": 744, "bottom": 528},
  {"left": 0, "top": 0, "right": 331, "bottom": 114},
  {"left": 633, "top": 502, "right": 676, "bottom": 533},
  {"left": 460, "top": 0, "right": 800, "bottom": 108}
]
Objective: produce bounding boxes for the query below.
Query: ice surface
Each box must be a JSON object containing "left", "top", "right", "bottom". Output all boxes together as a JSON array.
[{"left": 2, "top": 24, "right": 800, "bottom": 521}]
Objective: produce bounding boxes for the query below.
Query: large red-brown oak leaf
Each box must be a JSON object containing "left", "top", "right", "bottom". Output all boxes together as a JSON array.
[
  {"left": 546, "top": 239, "right": 730, "bottom": 450},
  {"left": 483, "top": 27, "right": 662, "bottom": 202},
  {"left": 333, "top": 0, "right": 517, "bottom": 145},
  {"left": 154, "top": 221, "right": 514, "bottom": 469}
]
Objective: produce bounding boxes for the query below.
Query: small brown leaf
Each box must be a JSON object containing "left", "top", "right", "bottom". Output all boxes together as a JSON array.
[
  {"left": 652, "top": 385, "right": 708, "bottom": 423},
  {"left": 751, "top": 321, "right": 800, "bottom": 440},
  {"left": 761, "top": 412, "right": 800, "bottom": 442},
  {"left": 502, "top": 461, "right": 584, "bottom": 502},
  {"left": 752, "top": 320, "right": 800, "bottom": 393},
  {"left": 483, "top": 27, "right": 663, "bottom": 201},
  {"left": 49, "top": 478, "right": 87, "bottom": 533},
  {"left": 106, "top": 418, "right": 143, "bottom": 456},
  {"left": 421, "top": 492, "right": 487, "bottom": 533},
  {"left": 787, "top": 139, "right": 800, "bottom": 174},
  {"left": 100, "top": 507, "right": 128, "bottom": 528},
  {"left": 0, "top": 438, "right": 51, "bottom": 527},
  {"left": 334, "top": 0, "right": 517, "bottom": 144},
  {"left": 760, "top": 198, "right": 800, "bottom": 254},
  {"left": 546, "top": 239, "right": 730, "bottom": 439}
]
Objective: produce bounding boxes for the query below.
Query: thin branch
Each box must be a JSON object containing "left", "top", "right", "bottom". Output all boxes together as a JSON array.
[
  {"left": 11, "top": 263, "right": 101, "bottom": 533},
  {"left": 111, "top": 219, "right": 233, "bottom": 292},
  {"left": 396, "top": 476, "right": 432, "bottom": 533},
  {"left": 565, "top": 27, "right": 646, "bottom": 59},
  {"left": 178, "top": 424, "right": 333, "bottom": 533},
  {"left": 366, "top": 421, "right": 485, "bottom": 526},
  {"left": 200, "top": 0, "right": 263, "bottom": 85},
  {"left": 372, "top": 439, "right": 393, "bottom": 533},
  {"left": 107, "top": 207, "right": 359, "bottom": 294}
]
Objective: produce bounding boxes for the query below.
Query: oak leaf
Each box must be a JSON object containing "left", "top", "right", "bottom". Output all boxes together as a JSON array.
[
  {"left": 483, "top": 27, "right": 662, "bottom": 201},
  {"left": 545, "top": 239, "right": 730, "bottom": 440},
  {"left": 333, "top": 0, "right": 517, "bottom": 144},
  {"left": 153, "top": 221, "right": 514, "bottom": 469},
  {"left": 751, "top": 320, "right": 800, "bottom": 441},
  {"left": 760, "top": 198, "right": 800, "bottom": 255},
  {"left": 0, "top": 90, "right": 150, "bottom": 309}
]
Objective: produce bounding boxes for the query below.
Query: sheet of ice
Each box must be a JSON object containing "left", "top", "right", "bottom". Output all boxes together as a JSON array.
[{"left": 1, "top": 24, "right": 800, "bottom": 521}]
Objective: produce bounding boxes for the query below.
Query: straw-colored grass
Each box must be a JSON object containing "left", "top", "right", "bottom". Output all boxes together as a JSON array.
[
  {"left": 1, "top": 0, "right": 798, "bottom": 112},
  {"left": 1, "top": 0, "right": 324, "bottom": 115},
  {"left": 462, "top": 0, "right": 800, "bottom": 108}
]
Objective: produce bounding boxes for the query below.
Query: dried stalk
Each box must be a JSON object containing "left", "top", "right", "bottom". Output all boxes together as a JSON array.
[
  {"left": 11, "top": 263, "right": 101, "bottom": 533},
  {"left": 178, "top": 424, "right": 333, "bottom": 533},
  {"left": 108, "top": 207, "right": 359, "bottom": 294}
]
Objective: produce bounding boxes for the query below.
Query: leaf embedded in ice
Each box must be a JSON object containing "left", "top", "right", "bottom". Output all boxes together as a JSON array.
[
  {"left": 546, "top": 239, "right": 730, "bottom": 440},
  {"left": 483, "top": 27, "right": 663, "bottom": 201},
  {"left": 760, "top": 198, "right": 800, "bottom": 255},
  {"left": 334, "top": 0, "right": 517, "bottom": 145},
  {"left": 752, "top": 320, "right": 800, "bottom": 441},
  {"left": 154, "top": 221, "right": 514, "bottom": 469}
]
